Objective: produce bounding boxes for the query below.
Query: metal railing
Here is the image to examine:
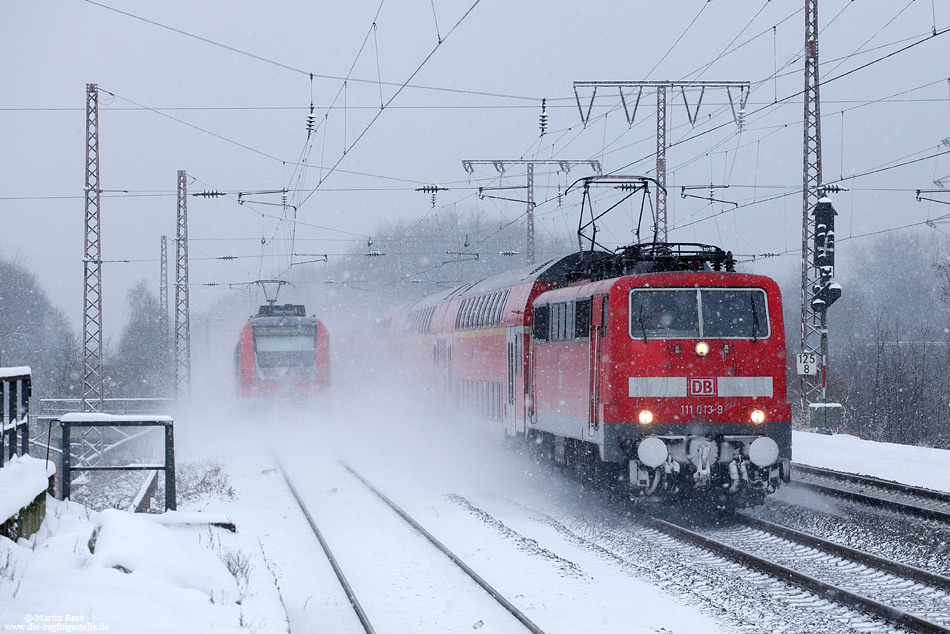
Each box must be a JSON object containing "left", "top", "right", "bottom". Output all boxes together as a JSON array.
[
  {"left": 39, "top": 398, "right": 174, "bottom": 417},
  {"left": 1, "top": 368, "right": 31, "bottom": 467},
  {"left": 59, "top": 415, "right": 176, "bottom": 511}
]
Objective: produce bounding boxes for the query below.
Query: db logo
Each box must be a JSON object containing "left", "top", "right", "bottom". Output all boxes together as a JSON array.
[{"left": 688, "top": 378, "right": 716, "bottom": 396}]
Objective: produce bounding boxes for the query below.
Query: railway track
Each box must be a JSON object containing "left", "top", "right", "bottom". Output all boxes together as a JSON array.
[
  {"left": 642, "top": 508, "right": 950, "bottom": 634},
  {"left": 473, "top": 491, "right": 897, "bottom": 634},
  {"left": 279, "top": 461, "right": 547, "bottom": 634},
  {"left": 791, "top": 463, "right": 950, "bottom": 524},
  {"left": 494, "top": 464, "right": 950, "bottom": 633}
]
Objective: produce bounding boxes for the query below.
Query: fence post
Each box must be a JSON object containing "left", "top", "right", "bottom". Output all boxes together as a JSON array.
[
  {"left": 20, "top": 378, "right": 30, "bottom": 457},
  {"left": 20, "top": 419, "right": 28, "bottom": 457},
  {"left": 61, "top": 422, "right": 70, "bottom": 500},
  {"left": 164, "top": 422, "right": 176, "bottom": 511}
]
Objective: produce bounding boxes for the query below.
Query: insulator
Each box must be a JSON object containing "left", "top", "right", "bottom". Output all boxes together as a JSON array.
[
  {"left": 539, "top": 98, "right": 548, "bottom": 136},
  {"left": 499, "top": 250, "right": 518, "bottom": 256},
  {"left": 431, "top": 191, "right": 437, "bottom": 208},
  {"left": 366, "top": 250, "right": 384, "bottom": 257},
  {"left": 281, "top": 192, "right": 288, "bottom": 207},
  {"left": 737, "top": 108, "right": 746, "bottom": 132},
  {"left": 557, "top": 190, "right": 562, "bottom": 207},
  {"left": 464, "top": 235, "right": 470, "bottom": 248},
  {"left": 306, "top": 113, "right": 316, "bottom": 134}
]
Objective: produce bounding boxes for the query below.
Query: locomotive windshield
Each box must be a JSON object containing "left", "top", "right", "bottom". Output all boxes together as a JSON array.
[{"left": 630, "top": 288, "right": 769, "bottom": 340}]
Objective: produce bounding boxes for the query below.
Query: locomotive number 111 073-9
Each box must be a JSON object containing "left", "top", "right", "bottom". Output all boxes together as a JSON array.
[{"left": 680, "top": 404, "right": 725, "bottom": 416}]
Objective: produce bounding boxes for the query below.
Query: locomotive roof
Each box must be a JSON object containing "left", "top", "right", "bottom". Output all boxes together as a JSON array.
[{"left": 251, "top": 314, "right": 320, "bottom": 327}]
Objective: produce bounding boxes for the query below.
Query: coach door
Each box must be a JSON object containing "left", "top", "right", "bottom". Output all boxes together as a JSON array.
[
  {"left": 434, "top": 335, "right": 452, "bottom": 405},
  {"left": 505, "top": 326, "right": 523, "bottom": 437},
  {"left": 588, "top": 294, "right": 608, "bottom": 437}
]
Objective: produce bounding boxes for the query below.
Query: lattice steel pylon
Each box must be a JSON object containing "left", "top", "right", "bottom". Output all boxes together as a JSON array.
[
  {"left": 801, "top": 0, "right": 824, "bottom": 407},
  {"left": 656, "top": 85, "right": 668, "bottom": 240},
  {"left": 461, "top": 159, "right": 602, "bottom": 265},
  {"left": 82, "top": 83, "right": 104, "bottom": 413},
  {"left": 573, "top": 80, "right": 750, "bottom": 241},
  {"left": 158, "top": 235, "right": 170, "bottom": 397},
  {"left": 174, "top": 171, "right": 191, "bottom": 398}
]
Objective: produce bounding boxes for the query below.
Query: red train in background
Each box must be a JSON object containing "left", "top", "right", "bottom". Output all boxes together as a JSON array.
[
  {"left": 235, "top": 303, "right": 331, "bottom": 396},
  {"left": 385, "top": 243, "right": 791, "bottom": 506}
]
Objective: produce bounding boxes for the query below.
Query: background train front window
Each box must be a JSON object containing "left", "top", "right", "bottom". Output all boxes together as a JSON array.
[
  {"left": 254, "top": 331, "right": 316, "bottom": 368},
  {"left": 629, "top": 288, "right": 769, "bottom": 340}
]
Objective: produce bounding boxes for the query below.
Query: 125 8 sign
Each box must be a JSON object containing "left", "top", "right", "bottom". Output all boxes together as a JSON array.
[{"left": 796, "top": 352, "right": 820, "bottom": 376}]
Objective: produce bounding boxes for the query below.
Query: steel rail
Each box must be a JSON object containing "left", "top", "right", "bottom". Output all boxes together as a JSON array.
[
  {"left": 738, "top": 514, "right": 950, "bottom": 592},
  {"left": 341, "top": 462, "right": 548, "bottom": 634},
  {"left": 790, "top": 479, "right": 950, "bottom": 524},
  {"left": 793, "top": 463, "right": 950, "bottom": 504},
  {"left": 639, "top": 513, "right": 950, "bottom": 634},
  {"left": 278, "top": 464, "right": 377, "bottom": 634}
]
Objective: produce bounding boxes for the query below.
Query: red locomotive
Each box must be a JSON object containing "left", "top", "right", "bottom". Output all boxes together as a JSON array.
[
  {"left": 386, "top": 243, "right": 791, "bottom": 505},
  {"left": 234, "top": 303, "right": 331, "bottom": 397}
]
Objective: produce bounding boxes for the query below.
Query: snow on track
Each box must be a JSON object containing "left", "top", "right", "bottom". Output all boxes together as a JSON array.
[{"left": 277, "top": 457, "right": 532, "bottom": 633}]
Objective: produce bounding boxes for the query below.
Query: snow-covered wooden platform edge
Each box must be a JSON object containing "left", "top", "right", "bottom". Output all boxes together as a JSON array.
[
  {"left": 0, "top": 456, "right": 55, "bottom": 523},
  {"left": 0, "top": 366, "right": 31, "bottom": 379},
  {"left": 0, "top": 455, "right": 55, "bottom": 539}
]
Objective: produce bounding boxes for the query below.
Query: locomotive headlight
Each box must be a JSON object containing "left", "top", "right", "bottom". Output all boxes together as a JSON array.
[
  {"left": 638, "top": 409, "right": 654, "bottom": 425},
  {"left": 695, "top": 341, "right": 710, "bottom": 357},
  {"left": 750, "top": 409, "right": 766, "bottom": 425}
]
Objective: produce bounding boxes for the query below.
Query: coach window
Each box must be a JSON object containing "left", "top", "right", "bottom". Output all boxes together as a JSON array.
[
  {"left": 484, "top": 293, "right": 495, "bottom": 327},
  {"left": 533, "top": 304, "right": 549, "bottom": 340},
  {"left": 470, "top": 297, "right": 479, "bottom": 329},
  {"left": 486, "top": 293, "right": 499, "bottom": 327},
  {"left": 566, "top": 302, "right": 575, "bottom": 340},
  {"left": 470, "top": 296, "right": 481, "bottom": 329},
  {"left": 478, "top": 294, "right": 490, "bottom": 328},
  {"left": 469, "top": 296, "right": 480, "bottom": 329},
  {"left": 550, "top": 302, "right": 571, "bottom": 341},
  {"left": 575, "top": 298, "right": 592, "bottom": 338},
  {"left": 495, "top": 290, "right": 509, "bottom": 325},
  {"left": 464, "top": 297, "right": 476, "bottom": 329}
]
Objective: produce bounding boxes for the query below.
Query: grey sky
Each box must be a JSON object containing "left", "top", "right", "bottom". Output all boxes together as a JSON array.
[{"left": 3, "top": 0, "right": 949, "bottom": 333}]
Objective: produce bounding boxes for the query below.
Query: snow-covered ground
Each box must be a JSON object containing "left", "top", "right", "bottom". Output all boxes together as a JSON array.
[
  {"left": 2, "top": 386, "right": 948, "bottom": 633},
  {"left": 793, "top": 430, "right": 950, "bottom": 492},
  {"left": 0, "top": 496, "right": 287, "bottom": 634}
]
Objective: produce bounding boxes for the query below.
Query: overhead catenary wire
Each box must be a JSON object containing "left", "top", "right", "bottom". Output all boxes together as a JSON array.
[
  {"left": 82, "top": 0, "right": 536, "bottom": 102},
  {"left": 65, "top": 1, "right": 950, "bottom": 278},
  {"left": 295, "top": 0, "right": 483, "bottom": 212}
]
